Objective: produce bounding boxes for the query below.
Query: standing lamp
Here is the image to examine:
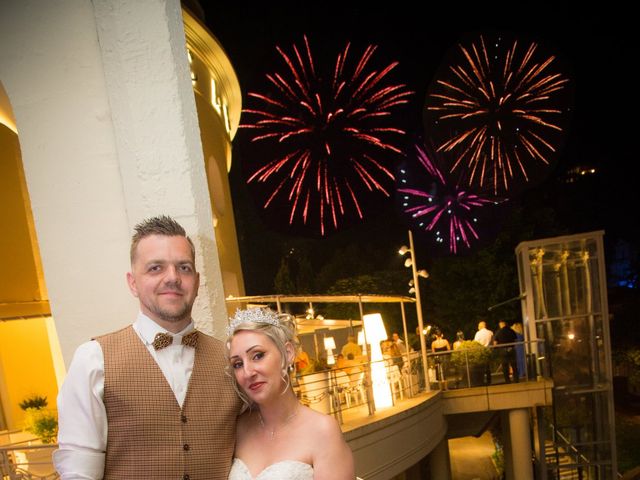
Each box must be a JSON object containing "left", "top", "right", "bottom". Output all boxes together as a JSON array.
[
  {"left": 363, "top": 313, "right": 393, "bottom": 409},
  {"left": 324, "top": 336, "right": 336, "bottom": 365}
]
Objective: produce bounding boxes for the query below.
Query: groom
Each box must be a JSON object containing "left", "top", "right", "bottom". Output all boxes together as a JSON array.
[{"left": 54, "top": 216, "right": 241, "bottom": 479}]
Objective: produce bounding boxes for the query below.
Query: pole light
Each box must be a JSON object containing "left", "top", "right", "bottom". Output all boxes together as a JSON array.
[{"left": 399, "top": 230, "right": 430, "bottom": 391}]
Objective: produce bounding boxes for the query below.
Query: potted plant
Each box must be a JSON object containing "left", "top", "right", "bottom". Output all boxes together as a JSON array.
[
  {"left": 450, "top": 340, "right": 492, "bottom": 387},
  {"left": 20, "top": 394, "right": 58, "bottom": 444}
]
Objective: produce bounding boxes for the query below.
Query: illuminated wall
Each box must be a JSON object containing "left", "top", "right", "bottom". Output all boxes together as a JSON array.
[
  {"left": 184, "top": 9, "right": 246, "bottom": 301},
  {"left": 0, "top": 125, "right": 43, "bottom": 307},
  {"left": 0, "top": 87, "right": 62, "bottom": 430},
  {"left": 0, "top": 317, "right": 60, "bottom": 430},
  {"left": 0, "top": 0, "right": 236, "bottom": 363}
]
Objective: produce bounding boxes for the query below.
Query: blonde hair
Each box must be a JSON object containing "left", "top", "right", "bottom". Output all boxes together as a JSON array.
[{"left": 224, "top": 309, "right": 299, "bottom": 409}]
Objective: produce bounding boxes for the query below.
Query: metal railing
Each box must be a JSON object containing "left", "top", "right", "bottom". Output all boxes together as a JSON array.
[
  {"left": 422, "top": 339, "right": 550, "bottom": 390},
  {"left": 294, "top": 339, "right": 550, "bottom": 426},
  {"left": 1, "top": 439, "right": 58, "bottom": 480}
]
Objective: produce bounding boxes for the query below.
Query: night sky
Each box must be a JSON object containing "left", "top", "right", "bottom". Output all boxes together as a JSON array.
[{"left": 200, "top": 5, "right": 636, "bottom": 294}]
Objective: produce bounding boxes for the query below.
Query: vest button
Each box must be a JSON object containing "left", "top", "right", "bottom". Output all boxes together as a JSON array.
[
  {"left": 183, "top": 475, "right": 190, "bottom": 480},
  {"left": 183, "top": 444, "right": 190, "bottom": 451},
  {"left": 181, "top": 415, "right": 187, "bottom": 423}
]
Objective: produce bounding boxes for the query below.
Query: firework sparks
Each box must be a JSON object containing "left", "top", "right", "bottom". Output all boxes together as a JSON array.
[
  {"left": 398, "top": 144, "right": 496, "bottom": 254},
  {"left": 425, "top": 34, "right": 570, "bottom": 195},
  {"left": 243, "top": 35, "right": 412, "bottom": 235}
]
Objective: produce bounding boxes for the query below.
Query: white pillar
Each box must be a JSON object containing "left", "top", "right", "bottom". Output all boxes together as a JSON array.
[
  {"left": 430, "top": 437, "right": 452, "bottom": 480},
  {"left": 509, "top": 408, "right": 534, "bottom": 480},
  {"left": 502, "top": 410, "right": 515, "bottom": 480},
  {"left": 0, "top": 0, "right": 227, "bottom": 365},
  {"left": 91, "top": 0, "right": 227, "bottom": 338}
]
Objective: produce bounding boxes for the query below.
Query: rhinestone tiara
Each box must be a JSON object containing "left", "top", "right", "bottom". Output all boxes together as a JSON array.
[{"left": 226, "top": 308, "right": 280, "bottom": 337}]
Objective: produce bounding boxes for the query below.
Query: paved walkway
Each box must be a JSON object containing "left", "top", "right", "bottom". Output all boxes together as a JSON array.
[{"left": 449, "top": 431, "right": 500, "bottom": 480}]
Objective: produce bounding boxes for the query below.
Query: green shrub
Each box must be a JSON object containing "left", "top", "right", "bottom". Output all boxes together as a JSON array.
[
  {"left": 450, "top": 340, "right": 491, "bottom": 367},
  {"left": 24, "top": 409, "right": 58, "bottom": 444}
]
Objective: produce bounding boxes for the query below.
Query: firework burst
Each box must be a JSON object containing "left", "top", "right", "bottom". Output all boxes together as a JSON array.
[
  {"left": 425, "top": 33, "right": 570, "bottom": 195},
  {"left": 242, "top": 35, "right": 412, "bottom": 236},
  {"left": 398, "top": 144, "right": 499, "bottom": 254}
]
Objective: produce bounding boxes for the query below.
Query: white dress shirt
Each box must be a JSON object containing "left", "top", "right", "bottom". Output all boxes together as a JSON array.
[
  {"left": 474, "top": 327, "right": 494, "bottom": 347},
  {"left": 54, "top": 313, "right": 196, "bottom": 480}
]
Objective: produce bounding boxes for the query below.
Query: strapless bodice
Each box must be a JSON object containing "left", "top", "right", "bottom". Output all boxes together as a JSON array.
[{"left": 228, "top": 457, "right": 314, "bottom": 480}]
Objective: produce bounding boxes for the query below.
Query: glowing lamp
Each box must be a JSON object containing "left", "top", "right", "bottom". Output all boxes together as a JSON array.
[
  {"left": 324, "top": 336, "right": 336, "bottom": 365},
  {"left": 363, "top": 313, "right": 393, "bottom": 409}
]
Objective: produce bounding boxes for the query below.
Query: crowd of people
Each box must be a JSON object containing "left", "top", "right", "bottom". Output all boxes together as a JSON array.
[{"left": 425, "top": 320, "right": 526, "bottom": 387}]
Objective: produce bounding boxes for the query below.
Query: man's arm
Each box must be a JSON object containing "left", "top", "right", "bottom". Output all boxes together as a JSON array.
[{"left": 53, "top": 341, "right": 107, "bottom": 479}]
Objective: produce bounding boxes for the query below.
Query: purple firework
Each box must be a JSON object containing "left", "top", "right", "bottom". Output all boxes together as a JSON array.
[
  {"left": 242, "top": 35, "right": 412, "bottom": 236},
  {"left": 398, "top": 144, "right": 496, "bottom": 254}
]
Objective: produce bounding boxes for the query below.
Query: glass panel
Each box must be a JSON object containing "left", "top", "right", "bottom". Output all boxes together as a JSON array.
[{"left": 517, "top": 233, "right": 616, "bottom": 478}]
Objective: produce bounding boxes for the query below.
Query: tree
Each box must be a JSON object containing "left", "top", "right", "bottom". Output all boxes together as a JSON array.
[
  {"left": 273, "top": 258, "right": 295, "bottom": 294},
  {"left": 424, "top": 202, "right": 565, "bottom": 339}
]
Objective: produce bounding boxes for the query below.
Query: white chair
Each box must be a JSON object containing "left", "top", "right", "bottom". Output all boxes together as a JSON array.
[
  {"left": 335, "top": 371, "right": 352, "bottom": 408},
  {"left": 349, "top": 371, "right": 366, "bottom": 405},
  {"left": 387, "top": 364, "right": 404, "bottom": 401}
]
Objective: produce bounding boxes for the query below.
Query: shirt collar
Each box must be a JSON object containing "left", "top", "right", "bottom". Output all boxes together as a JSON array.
[{"left": 134, "top": 312, "right": 195, "bottom": 346}]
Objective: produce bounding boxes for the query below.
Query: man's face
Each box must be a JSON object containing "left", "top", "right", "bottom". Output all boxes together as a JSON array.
[
  {"left": 392, "top": 333, "right": 399, "bottom": 342},
  {"left": 478, "top": 321, "right": 486, "bottom": 330},
  {"left": 127, "top": 235, "right": 199, "bottom": 328}
]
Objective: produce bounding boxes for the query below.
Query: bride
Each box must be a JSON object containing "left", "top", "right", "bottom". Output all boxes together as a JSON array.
[{"left": 226, "top": 308, "right": 355, "bottom": 480}]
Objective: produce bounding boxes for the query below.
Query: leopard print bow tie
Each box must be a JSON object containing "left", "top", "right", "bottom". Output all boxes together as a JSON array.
[{"left": 152, "top": 330, "right": 199, "bottom": 350}]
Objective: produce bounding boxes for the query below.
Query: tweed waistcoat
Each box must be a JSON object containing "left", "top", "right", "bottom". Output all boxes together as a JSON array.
[{"left": 97, "top": 326, "right": 241, "bottom": 480}]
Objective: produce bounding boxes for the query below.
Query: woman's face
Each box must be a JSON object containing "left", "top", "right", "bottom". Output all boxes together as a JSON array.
[{"left": 228, "top": 330, "right": 292, "bottom": 404}]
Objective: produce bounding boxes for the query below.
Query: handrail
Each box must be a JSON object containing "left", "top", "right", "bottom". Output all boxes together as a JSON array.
[
  {"left": 0, "top": 442, "right": 58, "bottom": 479},
  {"left": 293, "top": 339, "right": 550, "bottom": 426}
]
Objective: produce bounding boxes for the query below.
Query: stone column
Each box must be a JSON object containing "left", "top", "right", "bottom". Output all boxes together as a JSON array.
[
  {"left": 429, "top": 436, "right": 452, "bottom": 480},
  {"left": 509, "top": 408, "right": 534, "bottom": 480},
  {"left": 502, "top": 410, "right": 515, "bottom": 480},
  {"left": 0, "top": 0, "right": 227, "bottom": 365}
]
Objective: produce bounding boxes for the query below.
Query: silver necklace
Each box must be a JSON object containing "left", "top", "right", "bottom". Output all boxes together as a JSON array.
[{"left": 258, "top": 405, "right": 299, "bottom": 440}]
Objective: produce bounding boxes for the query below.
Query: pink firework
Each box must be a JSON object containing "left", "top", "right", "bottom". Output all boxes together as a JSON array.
[
  {"left": 399, "top": 144, "right": 495, "bottom": 254},
  {"left": 242, "top": 35, "right": 412, "bottom": 236},
  {"left": 425, "top": 34, "right": 570, "bottom": 195}
]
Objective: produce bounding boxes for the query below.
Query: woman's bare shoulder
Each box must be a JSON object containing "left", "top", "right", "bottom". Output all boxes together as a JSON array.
[
  {"left": 299, "top": 405, "right": 340, "bottom": 431},
  {"left": 298, "top": 407, "right": 354, "bottom": 478}
]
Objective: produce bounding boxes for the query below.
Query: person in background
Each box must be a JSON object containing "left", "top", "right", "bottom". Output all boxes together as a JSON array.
[
  {"left": 294, "top": 344, "right": 311, "bottom": 373},
  {"left": 494, "top": 320, "right": 519, "bottom": 383},
  {"left": 411, "top": 326, "right": 423, "bottom": 351},
  {"left": 391, "top": 332, "right": 406, "bottom": 353},
  {"left": 452, "top": 330, "right": 466, "bottom": 387},
  {"left": 335, "top": 353, "right": 347, "bottom": 370},
  {"left": 453, "top": 330, "right": 465, "bottom": 350},
  {"left": 511, "top": 322, "right": 526, "bottom": 380},
  {"left": 341, "top": 334, "right": 362, "bottom": 359},
  {"left": 473, "top": 320, "right": 493, "bottom": 347},
  {"left": 474, "top": 320, "right": 494, "bottom": 385},
  {"left": 431, "top": 330, "right": 451, "bottom": 389}
]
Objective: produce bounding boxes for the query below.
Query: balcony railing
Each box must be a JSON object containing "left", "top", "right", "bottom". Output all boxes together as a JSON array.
[
  {"left": 0, "top": 433, "right": 58, "bottom": 480},
  {"left": 294, "top": 339, "right": 550, "bottom": 428}
]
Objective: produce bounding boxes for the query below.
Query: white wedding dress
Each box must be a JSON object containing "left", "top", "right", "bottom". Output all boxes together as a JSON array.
[{"left": 228, "top": 457, "right": 314, "bottom": 480}]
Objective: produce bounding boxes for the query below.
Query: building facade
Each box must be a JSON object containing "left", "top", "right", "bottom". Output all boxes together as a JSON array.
[{"left": 0, "top": 0, "right": 243, "bottom": 430}]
